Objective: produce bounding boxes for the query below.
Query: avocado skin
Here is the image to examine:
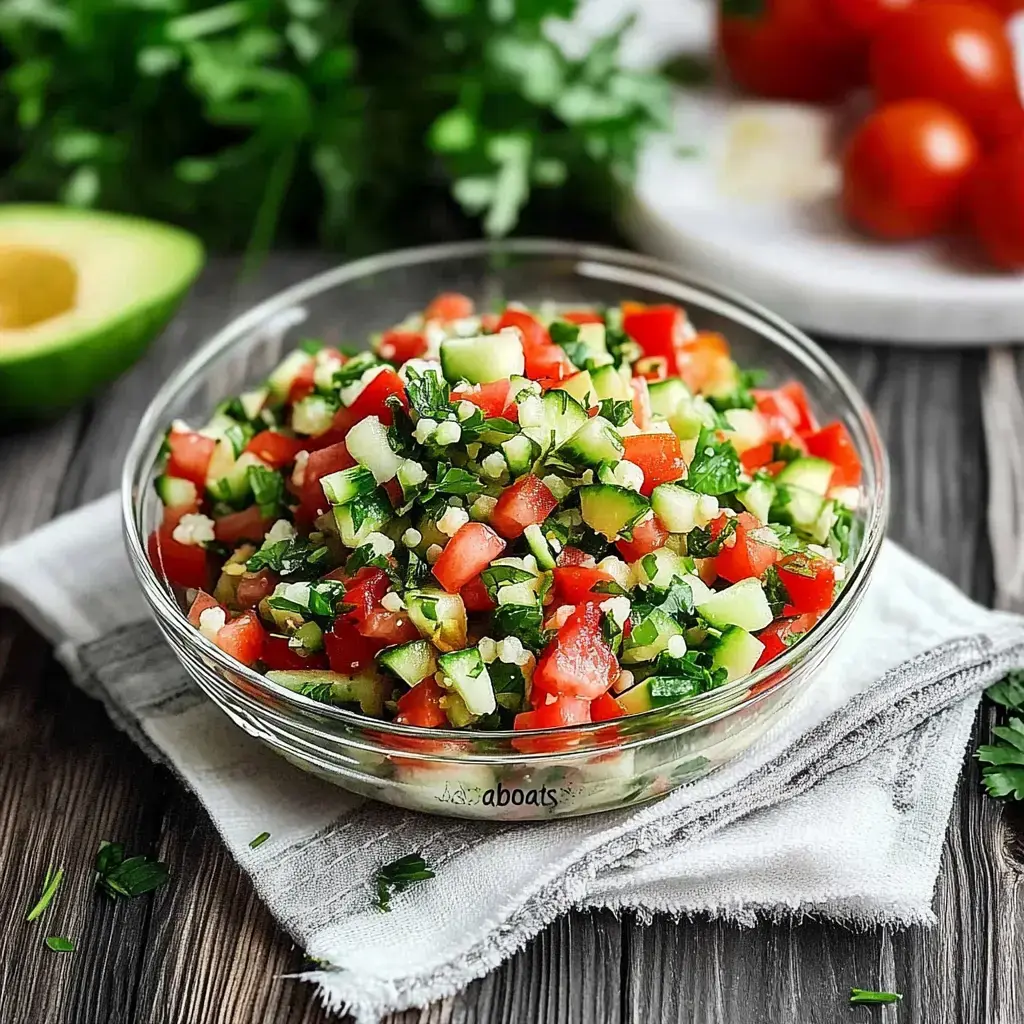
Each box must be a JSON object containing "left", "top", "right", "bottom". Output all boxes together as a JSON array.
[{"left": 0, "top": 255, "right": 202, "bottom": 421}]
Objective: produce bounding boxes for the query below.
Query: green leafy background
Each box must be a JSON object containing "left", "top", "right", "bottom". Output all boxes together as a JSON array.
[{"left": 0, "top": 0, "right": 669, "bottom": 253}]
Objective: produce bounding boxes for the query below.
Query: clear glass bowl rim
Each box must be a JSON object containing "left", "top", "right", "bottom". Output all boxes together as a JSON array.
[{"left": 122, "top": 238, "right": 889, "bottom": 743}]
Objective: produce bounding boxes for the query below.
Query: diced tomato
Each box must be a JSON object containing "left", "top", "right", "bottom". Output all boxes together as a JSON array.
[
  {"left": 148, "top": 529, "right": 209, "bottom": 590},
  {"left": 622, "top": 433, "right": 685, "bottom": 496},
  {"left": 343, "top": 567, "right": 390, "bottom": 624},
  {"left": 236, "top": 570, "right": 276, "bottom": 608},
  {"left": 755, "top": 613, "right": 821, "bottom": 669},
  {"left": 358, "top": 607, "right": 421, "bottom": 645},
  {"left": 298, "top": 440, "right": 356, "bottom": 521},
  {"left": 763, "top": 460, "right": 788, "bottom": 477},
  {"left": 524, "top": 342, "right": 575, "bottom": 381},
  {"left": 214, "top": 610, "right": 267, "bottom": 667},
  {"left": 490, "top": 475, "right": 558, "bottom": 540},
  {"left": 287, "top": 358, "right": 317, "bottom": 405},
  {"left": 710, "top": 512, "right": 779, "bottom": 583},
  {"left": 497, "top": 308, "right": 550, "bottom": 350},
  {"left": 551, "top": 566, "right": 615, "bottom": 605},
  {"left": 324, "top": 618, "right": 387, "bottom": 672},
  {"left": 556, "top": 545, "right": 593, "bottom": 567},
  {"left": 512, "top": 695, "right": 592, "bottom": 753},
  {"left": 245, "top": 430, "right": 306, "bottom": 469},
  {"left": 590, "top": 692, "right": 623, "bottom": 723},
  {"left": 378, "top": 329, "right": 427, "bottom": 363},
  {"left": 260, "top": 633, "right": 328, "bottom": 671},
  {"left": 804, "top": 422, "right": 862, "bottom": 488},
  {"left": 341, "top": 367, "right": 408, "bottom": 427},
  {"left": 777, "top": 553, "right": 837, "bottom": 616},
  {"left": 383, "top": 478, "right": 402, "bottom": 506},
  {"left": 431, "top": 523, "right": 506, "bottom": 593},
  {"left": 167, "top": 430, "right": 217, "bottom": 489},
  {"left": 461, "top": 574, "right": 496, "bottom": 612},
  {"left": 630, "top": 376, "right": 652, "bottom": 430},
  {"left": 452, "top": 379, "right": 516, "bottom": 420},
  {"left": 395, "top": 676, "right": 448, "bottom": 728},
  {"left": 213, "top": 505, "right": 271, "bottom": 545},
  {"left": 622, "top": 304, "right": 687, "bottom": 375},
  {"left": 187, "top": 591, "right": 221, "bottom": 627},
  {"left": 740, "top": 442, "right": 777, "bottom": 473},
  {"left": 561, "top": 310, "right": 604, "bottom": 325},
  {"left": 677, "top": 332, "right": 735, "bottom": 395},
  {"left": 424, "top": 292, "right": 474, "bottom": 322},
  {"left": 753, "top": 383, "right": 818, "bottom": 437},
  {"left": 532, "top": 603, "right": 619, "bottom": 701},
  {"left": 635, "top": 356, "right": 669, "bottom": 382},
  {"left": 616, "top": 515, "right": 670, "bottom": 562}
]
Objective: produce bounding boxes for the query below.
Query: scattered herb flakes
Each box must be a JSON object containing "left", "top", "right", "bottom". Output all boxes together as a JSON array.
[
  {"left": 26, "top": 865, "right": 64, "bottom": 922},
  {"left": 45, "top": 936, "right": 75, "bottom": 953},
  {"left": 249, "top": 831, "right": 271, "bottom": 850},
  {"left": 94, "top": 841, "right": 170, "bottom": 900},
  {"left": 849, "top": 988, "right": 903, "bottom": 1005},
  {"left": 374, "top": 853, "right": 435, "bottom": 912}
]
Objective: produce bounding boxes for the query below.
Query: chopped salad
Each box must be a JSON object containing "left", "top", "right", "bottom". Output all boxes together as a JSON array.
[{"left": 148, "top": 292, "right": 862, "bottom": 738}]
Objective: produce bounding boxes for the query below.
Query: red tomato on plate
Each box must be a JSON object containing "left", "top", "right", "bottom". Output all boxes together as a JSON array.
[{"left": 967, "top": 135, "right": 1024, "bottom": 269}]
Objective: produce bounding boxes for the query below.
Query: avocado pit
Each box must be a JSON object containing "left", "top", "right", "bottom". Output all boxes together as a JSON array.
[{"left": 0, "top": 245, "right": 77, "bottom": 331}]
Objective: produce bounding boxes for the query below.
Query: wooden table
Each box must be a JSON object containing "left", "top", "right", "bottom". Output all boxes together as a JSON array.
[{"left": 2, "top": 254, "right": 1021, "bottom": 1024}]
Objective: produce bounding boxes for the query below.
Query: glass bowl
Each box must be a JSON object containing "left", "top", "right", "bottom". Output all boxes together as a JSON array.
[{"left": 122, "top": 240, "right": 888, "bottom": 820}]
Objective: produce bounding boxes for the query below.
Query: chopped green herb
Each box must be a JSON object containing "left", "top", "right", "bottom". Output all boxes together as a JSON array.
[
  {"left": 26, "top": 865, "right": 64, "bottom": 923},
  {"left": 977, "top": 716, "right": 1024, "bottom": 801},
  {"left": 249, "top": 832, "right": 271, "bottom": 850},
  {"left": 597, "top": 398, "right": 634, "bottom": 427},
  {"left": 45, "top": 936, "right": 75, "bottom": 953},
  {"left": 685, "top": 426, "right": 741, "bottom": 495},
  {"left": 95, "top": 841, "right": 170, "bottom": 900},
  {"left": 762, "top": 565, "right": 791, "bottom": 618},
  {"left": 686, "top": 518, "right": 737, "bottom": 558},
  {"left": 247, "top": 537, "right": 331, "bottom": 577},
  {"left": 404, "top": 367, "right": 452, "bottom": 420},
  {"left": 849, "top": 988, "right": 902, "bottom": 1005},
  {"left": 248, "top": 464, "right": 286, "bottom": 519},
  {"left": 492, "top": 603, "right": 552, "bottom": 654},
  {"left": 375, "top": 853, "right": 435, "bottom": 912}
]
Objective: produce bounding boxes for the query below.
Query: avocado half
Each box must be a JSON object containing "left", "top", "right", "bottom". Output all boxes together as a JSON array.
[{"left": 0, "top": 205, "right": 204, "bottom": 419}]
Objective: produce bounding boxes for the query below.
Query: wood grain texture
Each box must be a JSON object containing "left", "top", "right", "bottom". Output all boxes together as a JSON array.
[{"left": 0, "top": 256, "right": 1021, "bottom": 1024}]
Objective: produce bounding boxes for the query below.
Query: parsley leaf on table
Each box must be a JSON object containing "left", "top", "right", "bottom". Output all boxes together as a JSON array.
[
  {"left": 374, "top": 853, "right": 435, "bottom": 912},
  {"left": 849, "top": 988, "right": 903, "bottom": 1005},
  {"left": 45, "top": 937, "right": 75, "bottom": 953},
  {"left": 977, "top": 671, "right": 1024, "bottom": 802},
  {"left": 249, "top": 832, "right": 271, "bottom": 850},
  {"left": 25, "top": 865, "right": 64, "bottom": 922},
  {"left": 94, "top": 841, "right": 170, "bottom": 899}
]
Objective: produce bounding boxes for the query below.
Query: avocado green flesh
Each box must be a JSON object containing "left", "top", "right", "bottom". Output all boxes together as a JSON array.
[{"left": 0, "top": 205, "right": 203, "bottom": 419}]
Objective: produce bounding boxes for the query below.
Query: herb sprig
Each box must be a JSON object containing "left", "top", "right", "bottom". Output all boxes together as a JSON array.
[
  {"left": 95, "top": 841, "right": 170, "bottom": 900},
  {"left": 977, "top": 671, "right": 1024, "bottom": 801},
  {"left": 375, "top": 853, "right": 435, "bottom": 912}
]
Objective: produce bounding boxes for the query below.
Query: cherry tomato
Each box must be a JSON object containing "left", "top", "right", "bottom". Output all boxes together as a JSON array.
[
  {"left": 431, "top": 523, "right": 506, "bottom": 593},
  {"left": 718, "top": 0, "right": 865, "bottom": 103},
  {"left": 490, "top": 475, "right": 558, "bottom": 540},
  {"left": 967, "top": 136, "right": 1024, "bottom": 268},
  {"left": 842, "top": 100, "right": 979, "bottom": 239},
  {"left": 832, "top": 0, "right": 914, "bottom": 36},
  {"left": 870, "top": 4, "right": 1022, "bottom": 146}
]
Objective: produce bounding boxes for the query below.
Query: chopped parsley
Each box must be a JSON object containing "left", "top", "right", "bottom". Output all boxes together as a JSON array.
[
  {"left": 849, "top": 988, "right": 902, "bottom": 1005},
  {"left": 404, "top": 367, "right": 451, "bottom": 420},
  {"left": 977, "top": 672, "right": 1024, "bottom": 801},
  {"left": 95, "top": 841, "right": 170, "bottom": 899},
  {"left": 685, "top": 426, "right": 741, "bottom": 495},
  {"left": 25, "top": 865, "right": 64, "bottom": 922},
  {"left": 375, "top": 853, "right": 435, "bottom": 911},
  {"left": 686, "top": 518, "right": 737, "bottom": 558},
  {"left": 246, "top": 536, "right": 331, "bottom": 577},
  {"left": 491, "top": 603, "right": 552, "bottom": 654},
  {"left": 248, "top": 464, "right": 286, "bottom": 518},
  {"left": 45, "top": 936, "right": 75, "bottom": 953},
  {"left": 762, "top": 565, "right": 791, "bottom": 618},
  {"left": 249, "top": 831, "right": 271, "bottom": 850},
  {"left": 597, "top": 398, "right": 634, "bottom": 427}
]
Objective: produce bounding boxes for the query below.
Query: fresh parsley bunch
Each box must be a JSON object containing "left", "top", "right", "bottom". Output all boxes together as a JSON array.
[
  {"left": 977, "top": 672, "right": 1024, "bottom": 801},
  {"left": 0, "top": 0, "right": 668, "bottom": 253}
]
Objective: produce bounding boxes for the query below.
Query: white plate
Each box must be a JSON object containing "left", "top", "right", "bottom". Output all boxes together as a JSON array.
[{"left": 560, "top": 0, "right": 1024, "bottom": 345}]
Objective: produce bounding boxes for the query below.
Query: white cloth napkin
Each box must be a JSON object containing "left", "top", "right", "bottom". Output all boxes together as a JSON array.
[{"left": 1, "top": 492, "right": 1021, "bottom": 1022}]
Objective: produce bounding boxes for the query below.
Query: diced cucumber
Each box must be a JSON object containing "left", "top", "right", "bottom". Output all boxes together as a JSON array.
[
  {"left": 577, "top": 322, "right": 608, "bottom": 357},
  {"left": 647, "top": 378, "right": 689, "bottom": 421},
  {"left": 377, "top": 639, "right": 438, "bottom": 687},
  {"left": 405, "top": 589, "right": 468, "bottom": 652},
  {"left": 680, "top": 572, "right": 714, "bottom": 606},
  {"left": 239, "top": 387, "right": 269, "bottom": 421},
  {"left": 333, "top": 489, "right": 392, "bottom": 547},
  {"left": 438, "top": 647, "right": 495, "bottom": 716},
  {"left": 206, "top": 451, "right": 267, "bottom": 505},
  {"left": 697, "top": 578, "right": 773, "bottom": 632},
  {"left": 267, "top": 351, "right": 314, "bottom": 404},
  {"left": 508, "top": 374, "right": 540, "bottom": 403},
  {"left": 702, "top": 356, "right": 740, "bottom": 399},
  {"left": 536, "top": 388, "right": 588, "bottom": 451},
  {"left": 267, "top": 669, "right": 388, "bottom": 716},
  {"left": 776, "top": 456, "right": 835, "bottom": 497},
  {"left": 590, "top": 363, "right": 631, "bottom": 401},
  {"left": 650, "top": 483, "right": 718, "bottom": 534},
  {"left": 346, "top": 415, "right": 401, "bottom": 483},
  {"left": 501, "top": 433, "right": 538, "bottom": 477},
  {"left": 615, "top": 676, "right": 699, "bottom": 715},
  {"left": 488, "top": 557, "right": 546, "bottom": 606},
  {"left": 737, "top": 477, "right": 775, "bottom": 525},
  {"left": 579, "top": 485, "right": 650, "bottom": 540},
  {"left": 524, "top": 524, "right": 556, "bottom": 570},
  {"left": 621, "top": 609, "right": 684, "bottom": 665},
  {"left": 201, "top": 411, "right": 253, "bottom": 455},
  {"left": 556, "top": 416, "right": 624, "bottom": 468},
  {"left": 773, "top": 485, "right": 837, "bottom": 544},
  {"left": 291, "top": 394, "right": 336, "bottom": 436},
  {"left": 710, "top": 626, "right": 765, "bottom": 683},
  {"left": 440, "top": 331, "right": 525, "bottom": 384},
  {"left": 722, "top": 408, "right": 768, "bottom": 454},
  {"left": 635, "top": 546, "right": 690, "bottom": 588},
  {"left": 552, "top": 370, "right": 595, "bottom": 408},
  {"left": 156, "top": 474, "right": 198, "bottom": 508},
  {"left": 320, "top": 465, "right": 377, "bottom": 505}
]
